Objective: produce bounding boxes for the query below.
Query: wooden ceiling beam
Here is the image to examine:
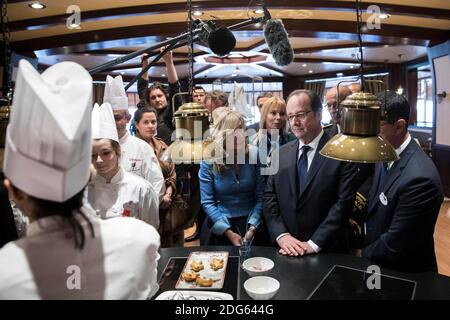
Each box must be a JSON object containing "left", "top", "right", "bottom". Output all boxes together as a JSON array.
[
  {"left": 11, "top": 19, "right": 448, "bottom": 53},
  {"left": 9, "top": 0, "right": 450, "bottom": 32},
  {"left": 293, "top": 57, "right": 384, "bottom": 66},
  {"left": 289, "top": 42, "right": 383, "bottom": 54}
]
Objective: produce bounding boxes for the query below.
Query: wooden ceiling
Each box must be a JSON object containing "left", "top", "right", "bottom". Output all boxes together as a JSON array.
[{"left": 5, "top": 0, "right": 450, "bottom": 84}]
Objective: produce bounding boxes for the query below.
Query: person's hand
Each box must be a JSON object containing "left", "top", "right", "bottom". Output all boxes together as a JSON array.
[
  {"left": 225, "top": 230, "right": 242, "bottom": 246},
  {"left": 298, "top": 241, "right": 316, "bottom": 255},
  {"left": 244, "top": 226, "right": 256, "bottom": 243},
  {"left": 277, "top": 234, "right": 309, "bottom": 256},
  {"left": 160, "top": 193, "right": 172, "bottom": 209},
  {"left": 161, "top": 46, "right": 173, "bottom": 65},
  {"left": 141, "top": 53, "right": 149, "bottom": 69}
]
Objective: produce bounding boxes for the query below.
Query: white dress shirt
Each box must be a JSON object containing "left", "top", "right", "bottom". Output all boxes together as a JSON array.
[
  {"left": 0, "top": 210, "right": 160, "bottom": 299},
  {"left": 88, "top": 167, "right": 159, "bottom": 229},
  {"left": 119, "top": 132, "right": 165, "bottom": 198},
  {"left": 387, "top": 133, "right": 411, "bottom": 170}
]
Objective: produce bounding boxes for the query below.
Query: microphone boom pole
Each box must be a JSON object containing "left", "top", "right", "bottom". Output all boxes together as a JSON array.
[
  {"left": 88, "top": 9, "right": 271, "bottom": 76},
  {"left": 88, "top": 27, "right": 204, "bottom": 75}
]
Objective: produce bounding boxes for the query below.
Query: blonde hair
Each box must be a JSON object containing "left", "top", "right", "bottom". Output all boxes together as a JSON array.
[
  {"left": 211, "top": 109, "right": 248, "bottom": 174},
  {"left": 258, "top": 97, "right": 288, "bottom": 143}
]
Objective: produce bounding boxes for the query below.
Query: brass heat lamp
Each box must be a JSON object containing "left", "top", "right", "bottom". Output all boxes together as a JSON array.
[
  {"left": 160, "top": 102, "right": 223, "bottom": 163},
  {"left": 320, "top": 90, "right": 399, "bottom": 163},
  {"left": 320, "top": 0, "right": 398, "bottom": 163}
]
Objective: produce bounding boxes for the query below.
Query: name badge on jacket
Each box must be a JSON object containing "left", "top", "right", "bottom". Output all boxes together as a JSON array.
[{"left": 379, "top": 192, "right": 388, "bottom": 206}]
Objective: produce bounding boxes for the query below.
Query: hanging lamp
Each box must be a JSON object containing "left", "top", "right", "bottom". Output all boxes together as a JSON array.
[{"left": 320, "top": 0, "right": 398, "bottom": 163}]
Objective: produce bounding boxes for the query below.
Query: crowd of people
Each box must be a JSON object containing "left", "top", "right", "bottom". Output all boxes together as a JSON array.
[{"left": 0, "top": 48, "right": 444, "bottom": 299}]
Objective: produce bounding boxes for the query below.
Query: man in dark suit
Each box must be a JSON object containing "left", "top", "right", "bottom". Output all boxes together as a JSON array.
[
  {"left": 263, "top": 89, "right": 358, "bottom": 256},
  {"left": 323, "top": 85, "right": 352, "bottom": 137},
  {"left": 363, "top": 92, "right": 444, "bottom": 273}
]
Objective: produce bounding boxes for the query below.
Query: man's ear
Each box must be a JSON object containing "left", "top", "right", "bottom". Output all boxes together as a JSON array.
[
  {"left": 125, "top": 111, "right": 131, "bottom": 123},
  {"left": 3, "top": 179, "right": 27, "bottom": 204},
  {"left": 395, "top": 119, "right": 407, "bottom": 133}
]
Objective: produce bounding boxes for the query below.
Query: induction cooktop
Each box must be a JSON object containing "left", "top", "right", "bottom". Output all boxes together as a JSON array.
[{"left": 307, "top": 265, "right": 417, "bottom": 300}]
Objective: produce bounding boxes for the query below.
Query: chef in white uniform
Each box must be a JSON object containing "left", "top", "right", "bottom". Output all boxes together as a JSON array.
[
  {"left": 103, "top": 75, "right": 165, "bottom": 199},
  {"left": 88, "top": 102, "right": 159, "bottom": 228},
  {"left": 0, "top": 60, "right": 160, "bottom": 300}
]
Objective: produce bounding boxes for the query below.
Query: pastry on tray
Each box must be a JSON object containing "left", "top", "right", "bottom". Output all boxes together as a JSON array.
[
  {"left": 196, "top": 276, "right": 214, "bottom": 287},
  {"left": 181, "top": 271, "right": 198, "bottom": 282},
  {"left": 209, "top": 258, "right": 224, "bottom": 271},
  {"left": 190, "top": 260, "right": 204, "bottom": 272}
]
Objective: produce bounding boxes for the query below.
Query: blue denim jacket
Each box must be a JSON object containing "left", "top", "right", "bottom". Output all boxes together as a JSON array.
[{"left": 199, "top": 147, "right": 265, "bottom": 236}]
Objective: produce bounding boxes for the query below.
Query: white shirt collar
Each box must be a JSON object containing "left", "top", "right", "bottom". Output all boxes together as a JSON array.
[
  {"left": 395, "top": 133, "right": 411, "bottom": 157},
  {"left": 119, "top": 131, "right": 129, "bottom": 144},
  {"left": 93, "top": 166, "right": 124, "bottom": 185},
  {"left": 387, "top": 133, "right": 411, "bottom": 169},
  {"left": 298, "top": 129, "right": 324, "bottom": 152}
]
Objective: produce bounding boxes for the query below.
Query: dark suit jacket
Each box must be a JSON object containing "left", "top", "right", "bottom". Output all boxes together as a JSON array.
[
  {"left": 363, "top": 139, "right": 444, "bottom": 273},
  {"left": 263, "top": 133, "right": 358, "bottom": 252},
  {"left": 323, "top": 123, "right": 339, "bottom": 137}
]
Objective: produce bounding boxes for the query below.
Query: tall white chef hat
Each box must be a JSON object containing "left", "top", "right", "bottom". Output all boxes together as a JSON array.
[
  {"left": 91, "top": 102, "right": 119, "bottom": 142},
  {"left": 3, "top": 59, "right": 93, "bottom": 202},
  {"left": 103, "top": 75, "right": 128, "bottom": 111}
]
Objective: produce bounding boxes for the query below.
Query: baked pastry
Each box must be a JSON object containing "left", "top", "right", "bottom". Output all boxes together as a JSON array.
[
  {"left": 182, "top": 271, "right": 198, "bottom": 282},
  {"left": 209, "top": 258, "right": 224, "bottom": 271},
  {"left": 196, "top": 276, "right": 213, "bottom": 287},
  {"left": 190, "top": 260, "right": 204, "bottom": 272}
]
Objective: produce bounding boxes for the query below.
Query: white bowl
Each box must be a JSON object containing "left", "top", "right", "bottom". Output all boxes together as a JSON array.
[
  {"left": 242, "top": 257, "right": 274, "bottom": 276},
  {"left": 244, "top": 276, "right": 280, "bottom": 300}
]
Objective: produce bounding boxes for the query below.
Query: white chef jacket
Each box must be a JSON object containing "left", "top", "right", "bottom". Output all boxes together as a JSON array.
[
  {"left": 88, "top": 167, "right": 159, "bottom": 229},
  {"left": 119, "top": 132, "right": 165, "bottom": 198},
  {"left": 0, "top": 209, "right": 160, "bottom": 299}
]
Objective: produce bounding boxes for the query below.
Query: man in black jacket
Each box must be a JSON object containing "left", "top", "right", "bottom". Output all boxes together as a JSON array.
[
  {"left": 263, "top": 89, "right": 357, "bottom": 255},
  {"left": 363, "top": 92, "right": 444, "bottom": 272}
]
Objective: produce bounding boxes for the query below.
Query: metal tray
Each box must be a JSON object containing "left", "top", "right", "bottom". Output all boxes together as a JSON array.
[{"left": 175, "top": 251, "right": 229, "bottom": 290}]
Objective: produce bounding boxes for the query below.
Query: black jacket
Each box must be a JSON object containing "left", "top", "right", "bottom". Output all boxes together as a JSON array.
[
  {"left": 263, "top": 133, "right": 358, "bottom": 252},
  {"left": 363, "top": 139, "right": 444, "bottom": 273}
]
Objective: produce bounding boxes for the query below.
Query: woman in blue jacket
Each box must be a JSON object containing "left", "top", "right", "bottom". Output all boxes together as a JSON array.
[{"left": 199, "top": 110, "right": 265, "bottom": 246}]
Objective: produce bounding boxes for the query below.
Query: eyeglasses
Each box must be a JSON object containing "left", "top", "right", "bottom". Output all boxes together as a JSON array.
[
  {"left": 288, "top": 110, "right": 312, "bottom": 122},
  {"left": 326, "top": 102, "right": 338, "bottom": 110}
]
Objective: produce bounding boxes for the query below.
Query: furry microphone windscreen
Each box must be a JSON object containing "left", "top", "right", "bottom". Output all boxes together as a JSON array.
[
  {"left": 263, "top": 19, "right": 294, "bottom": 66},
  {"left": 208, "top": 26, "right": 237, "bottom": 56}
]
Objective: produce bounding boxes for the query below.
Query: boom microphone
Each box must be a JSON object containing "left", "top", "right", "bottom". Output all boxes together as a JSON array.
[
  {"left": 208, "top": 26, "right": 236, "bottom": 56},
  {"left": 263, "top": 19, "right": 294, "bottom": 66},
  {"left": 194, "top": 19, "right": 236, "bottom": 56}
]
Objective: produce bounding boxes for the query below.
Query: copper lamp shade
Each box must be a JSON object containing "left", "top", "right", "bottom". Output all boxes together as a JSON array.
[
  {"left": 320, "top": 91, "right": 399, "bottom": 163},
  {"left": 160, "top": 102, "right": 223, "bottom": 163}
]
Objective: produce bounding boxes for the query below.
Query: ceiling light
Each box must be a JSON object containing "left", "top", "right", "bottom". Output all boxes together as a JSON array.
[
  {"left": 383, "top": 44, "right": 389, "bottom": 48},
  {"left": 161, "top": 74, "right": 166, "bottom": 77},
  {"left": 254, "top": 9, "right": 264, "bottom": 14},
  {"left": 308, "top": 70, "right": 313, "bottom": 73},
  {"left": 69, "top": 22, "right": 80, "bottom": 28},
  {"left": 120, "top": 71, "right": 125, "bottom": 75},
  {"left": 379, "top": 13, "right": 390, "bottom": 19},
  {"left": 336, "top": 72, "right": 344, "bottom": 77},
  {"left": 29, "top": 2, "right": 46, "bottom": 9},
  {"left": 193, "top": 11, "right": 204, "bottom": 16},
  {"left": 350, "top": 65, "right": 354, "bottom": 69},
  {"left": 302, "top": 64, "right": 307, "bottom": 67}
]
